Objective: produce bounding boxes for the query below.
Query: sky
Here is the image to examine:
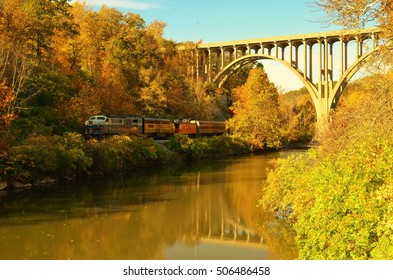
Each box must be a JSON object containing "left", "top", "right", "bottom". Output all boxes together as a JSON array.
[{"left": 73, "top": 0, "right": 346, "bottom": 91}]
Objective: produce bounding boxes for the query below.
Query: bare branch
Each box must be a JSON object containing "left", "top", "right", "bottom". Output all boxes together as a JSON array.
[{"left": 359, "top": 0, "right": 380, "bottom": 17}]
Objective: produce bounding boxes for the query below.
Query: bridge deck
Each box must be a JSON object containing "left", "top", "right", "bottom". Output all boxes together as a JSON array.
[{"left": 199, "top": 27, "right": 381, "bottom": 49}]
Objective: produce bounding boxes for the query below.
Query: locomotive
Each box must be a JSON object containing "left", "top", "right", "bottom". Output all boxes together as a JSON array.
[{"left": 84, "top": 115, "right": 226, "bottom": 138}]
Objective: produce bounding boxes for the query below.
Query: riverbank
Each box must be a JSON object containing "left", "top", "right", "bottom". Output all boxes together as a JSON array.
[{"left": 0, "top": 133, "right": 251, "bottom": 189}]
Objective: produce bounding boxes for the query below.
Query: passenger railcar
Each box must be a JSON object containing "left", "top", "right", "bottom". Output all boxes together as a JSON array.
[
  {"left": 192, "top": 120, "right": 227, "bottom": 136},
  {"left": 143, "top": 118, "right": 174, "bottom": 138}
]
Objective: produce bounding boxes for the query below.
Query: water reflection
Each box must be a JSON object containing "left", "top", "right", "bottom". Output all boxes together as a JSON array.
[{"left": 0, "top": 151, "right": 301, "bottom": 260}]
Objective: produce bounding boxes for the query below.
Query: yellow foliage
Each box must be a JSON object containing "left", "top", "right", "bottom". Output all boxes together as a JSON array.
[{"left": 228, "top": 67, "right": 282, "bottom": 150}]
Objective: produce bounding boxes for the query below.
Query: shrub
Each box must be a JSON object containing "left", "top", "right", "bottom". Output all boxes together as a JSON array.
[
  {"left": 4, "top": 133, "right": 249, "bottom": 185},
  {"left": 167, "top": 134, "right": 207, "bottom": 159},
  {"left": 88, "top": 135, "right": 175, "bottom": 174},
  {"left": 8, "top": 135, "right": 59, "bottom": 183},
  {"left": 205, "top": 135, "right": 251, "bottom": 157},
  {"left": 167, "top": 134, "right": 251, "bottom": 160},
  {"left": 6, "top": 133, "right": 91, "bottom": 184},
  {"left": 54, "top": 132, "right": 92, "bottom": 178},
  {"left": 260, "top": 136, "right": 393, "bottom": 259}
]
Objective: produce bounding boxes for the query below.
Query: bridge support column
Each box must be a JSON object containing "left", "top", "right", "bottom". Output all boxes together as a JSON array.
[
  {"left": 208, "top": 48, "right": 212, "bottom": 82},
  {"left": 315, "top": 87, "right": 331, "bottom": 122},
  {"left": 303, "top": 39, "right": 307, "bottom": 80},
  {"left": 197, "top": 28, "right": 381, "bottom": 124},
  {"left": 221, "top": 48, "right": 225, "bottom": 71},
  {"left": 196, "top": 50, "right": 200, "bottom": 81}
]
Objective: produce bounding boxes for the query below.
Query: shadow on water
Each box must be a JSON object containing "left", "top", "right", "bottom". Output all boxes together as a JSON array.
[{"left": 0, "top": 150, "right": 303, "bottom": 260}]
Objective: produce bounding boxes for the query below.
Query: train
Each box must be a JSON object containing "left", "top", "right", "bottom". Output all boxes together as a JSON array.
[{"left": 84, "top": 115, "right": 227, "bottom": 139}]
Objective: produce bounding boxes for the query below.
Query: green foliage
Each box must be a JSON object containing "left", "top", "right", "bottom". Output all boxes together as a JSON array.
[
  {"left": 54, "top": 132, "right": 92, "bottom": 178},
  {"left": 167, "top": 134, "right": 251, "bottom": 160},
  {"left": 167, "top": 134, "right": 208, "bottom": 159},
  {"left": 88, "top": 136, "right": 175, "bottom": 174},
  {"left": 1, "top": 133, "right": 251, "bottom": 185},
  {"left": 5, "top": 132, "right": 91, "bottom": 183},
  {"left": 2, "top": 133, "right": 177, "bottom": 184},
  {"left": 9, "top": 65, "right": 82, "bottom": 139},
  {"left": 260, "top": 135, "right": 393, "bottom": 259},
  {"left": 259, "top": 68, "right": 393, "bottom": 260}
]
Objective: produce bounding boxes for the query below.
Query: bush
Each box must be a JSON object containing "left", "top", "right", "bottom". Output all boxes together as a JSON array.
[
  {"left": 260, "top": 73, "right": 393, "bottom": 259},
  {"left": 204, "top": 135, "right": 251, "bottom": 157},
  {"left": 3, "top": 133, "right": 249, "bottom": 186},
  {"left": 88, "top": 135, "right": 175, "bottom": 174},
  {"left": 54, "top": 132, "right": 92, "bottom": 178},
  {"left": 167, "top": 134, "right": 251, "bottom": 160},
  {"left": 5, "top": 133, "right": 91, "bottom": 184},
  {"left": 259, "top": 136, "right": 393, "bottom": 259},
  {"left": 167, "top": 134, "right": 208, "bottom": 159}
]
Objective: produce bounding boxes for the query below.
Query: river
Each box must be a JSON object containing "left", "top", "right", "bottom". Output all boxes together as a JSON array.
[{"left": 0, "top": 150, "right": 303, "bottom": 260}]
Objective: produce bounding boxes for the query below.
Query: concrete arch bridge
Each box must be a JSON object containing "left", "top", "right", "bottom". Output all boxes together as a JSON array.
[{"left": 196, "top": 28, "right": 382, "bottom": 122}]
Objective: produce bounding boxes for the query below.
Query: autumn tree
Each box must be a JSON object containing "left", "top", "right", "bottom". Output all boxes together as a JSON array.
[
  {"left": 0, "top": 0, "right": 34, "bottom": 128},
  {"left": 0, "top": 0, "right": 77, "bottom": 137},
  {"left": 224, "top": 62, "right": 256, "bottom": 96},
  {"left": 227, "top": 65, "right": 282, "bottom": 150},
  {"left": 315, "top": 0, "right": 393, "bottom": 142},
  {"left": 315, "top": 0, "right": 393, "bottom": 50},
  {"left": 279, "top": 88, "right": 316, "bottom": 143},
  {"left": 0, "top": 81, "right": 17, "bottom": 126}
]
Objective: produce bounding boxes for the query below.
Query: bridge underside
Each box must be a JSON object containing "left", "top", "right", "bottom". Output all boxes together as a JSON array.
[{"left": 196, "top": 28, "right": 381, "bottom": 122}]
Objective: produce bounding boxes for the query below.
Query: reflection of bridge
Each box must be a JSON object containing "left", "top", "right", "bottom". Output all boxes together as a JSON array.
[
  {"left": 196, "top": 28, "right": 382, "bottom": 121},
  {"left": 190, "top": 216, "right": 265, "bottom": 249},
  {"left": 187, "top": 190, "right": 266, "bottom": 248}
]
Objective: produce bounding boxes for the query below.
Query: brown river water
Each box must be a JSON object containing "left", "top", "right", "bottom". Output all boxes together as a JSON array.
[{"left": 0, "top": 150, "right": 304, "bottom": 260}]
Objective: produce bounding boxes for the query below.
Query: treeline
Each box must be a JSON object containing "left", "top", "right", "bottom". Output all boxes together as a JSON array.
[{"left": 0, "top": 0, "right": 224, "bottom": 144}]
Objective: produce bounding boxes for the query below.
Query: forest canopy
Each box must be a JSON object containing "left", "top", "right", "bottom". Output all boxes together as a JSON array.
[{"left": 0, "top": 0, "right": 226, "bottom": 143}]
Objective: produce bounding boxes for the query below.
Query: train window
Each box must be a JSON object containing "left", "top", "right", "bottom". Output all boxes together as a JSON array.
[
  {"left": 126, "top": 119, "right": 140, "bottom": 125},
  {"left": 87, "top": 115, "right": 107, "bottom": 125}
]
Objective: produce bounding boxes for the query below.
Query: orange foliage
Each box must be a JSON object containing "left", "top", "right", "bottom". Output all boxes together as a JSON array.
[{"left": 0, "top": 81, "right": 17, "bottom": 127}]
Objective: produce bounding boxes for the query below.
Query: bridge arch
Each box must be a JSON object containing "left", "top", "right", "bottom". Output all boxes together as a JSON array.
[
  {"left": 197, "top": 28, "right": 382, "bottom": 122},
  {"left": 213, "top": 54, "right": 319, "bottom": 108},
  {"left": 329, "top": 48, "right": 380, "bottom": 110},
  {"left": 212, "top": 48, "right": 379, "bottom": 121}
]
